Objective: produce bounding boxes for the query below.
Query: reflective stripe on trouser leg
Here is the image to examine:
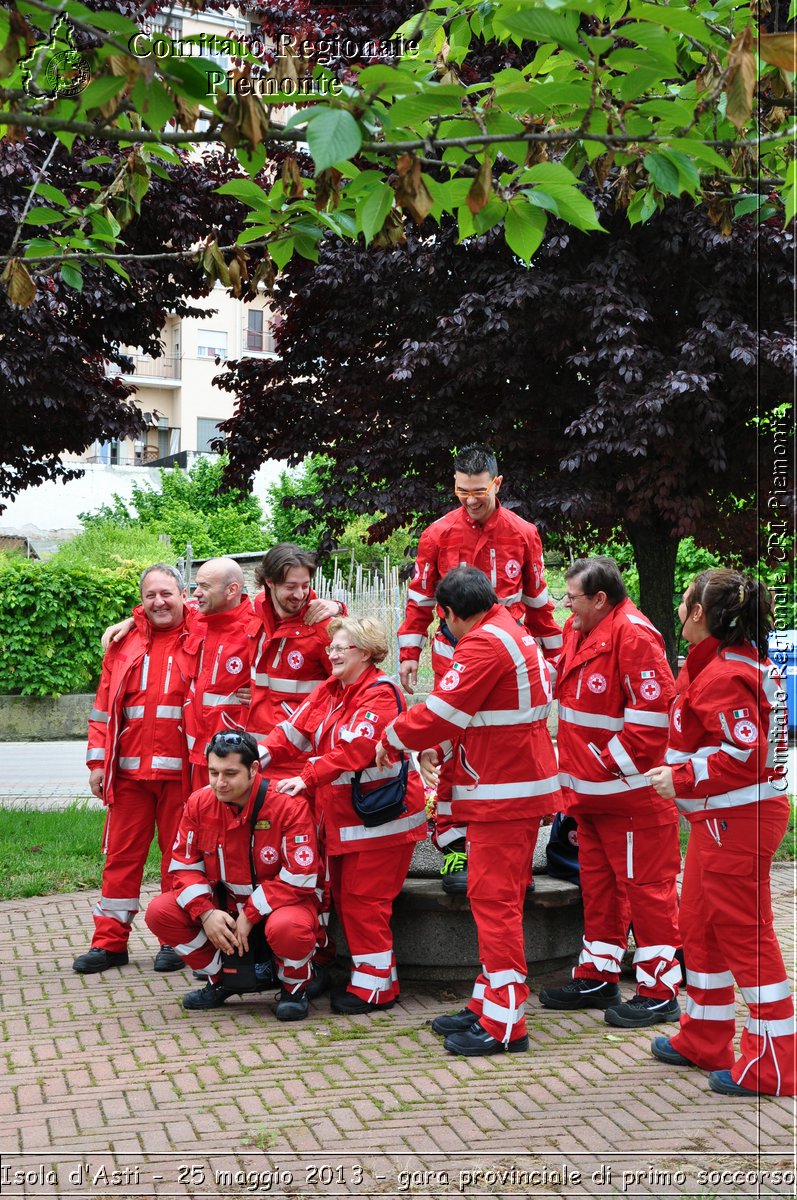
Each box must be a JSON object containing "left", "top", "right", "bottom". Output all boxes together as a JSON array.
[
  {"left": 265, "top": 904, "right": 318, "bottom": 994},
  {"left": 467, "top": 818, "right": 535, "bottom": 1043},
  {"left": 144, "top": 891, "right": 223, "bottom": 979},
  {"left": 328, "top": 844, "right": 414, "bottom": 1005},
  {"left": 571, "top": 813, "right": 626, "bottom": 982},
  {"left": 671, "top": 801, "right": 796, "bottom": 1093}
]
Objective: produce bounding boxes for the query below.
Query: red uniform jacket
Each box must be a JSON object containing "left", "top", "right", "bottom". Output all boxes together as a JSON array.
[
  {"left": 261, "top": 664, "right": 427, "bottom": 856},
  {"left": 183, "top": 597, "right": 253, "bottom": 766},
  {"left": 397, "top": 501, "right": 562, "bottom": 666},
  {"left": 665, "top": 636, "right": 787, "bottom": 819},
  {"left": 555, "top": 598, "right": 674, "bottom": 820},
  {"left": 387, "top": 604, "right": 562, "bottom": 823},
  {"left": 245, "top": 590, "right": 337, "bottom": 740},
  {"left": 168, "top": 774, "right": 319, "bottom": 925},
  {"left": 87, "top": 606, "right": 192, "bottom": 805}
]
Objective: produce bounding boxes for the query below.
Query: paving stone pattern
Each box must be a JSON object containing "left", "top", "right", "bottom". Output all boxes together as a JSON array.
[{"left": 1, "top": 873, "right": 795, "bottom": 1200}]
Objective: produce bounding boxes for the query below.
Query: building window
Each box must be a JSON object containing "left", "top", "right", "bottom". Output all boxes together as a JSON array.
[
  {"left": 245, "top": 309, "right": 273, "bottom": 353},
  {"left": 197, "top": 418, "right": 224, "bottom": 454},
  {"left": 197, "top": 329, "right": 227, "bottom": 359}
]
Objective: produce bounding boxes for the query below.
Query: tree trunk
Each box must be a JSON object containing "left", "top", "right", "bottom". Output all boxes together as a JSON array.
[{"left": 626, "top": 526, "right": 680, "bottom": 671}]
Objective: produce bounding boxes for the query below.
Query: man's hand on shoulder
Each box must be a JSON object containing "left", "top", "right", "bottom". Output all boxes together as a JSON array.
[
  {"left": 101, "top": 616, "right": 134, "bottom": 651},
  {"left": 304, "top": 598, "right": 342, "bottom": 625}
]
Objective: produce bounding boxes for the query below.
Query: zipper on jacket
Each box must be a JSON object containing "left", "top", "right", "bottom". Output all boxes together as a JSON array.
[
  {"left": 140, "top": 654, "right": 150, "bottom": 690},
  {"left": 164, "top": 655, "right": 173, "bottom": 694},
  {"left": 272, "top": 637, "right": 287, "bottom": 669},
  {"left": 624, "top": 674, "right": 637, "bottom": 705},
  {"left": 458, "top": 744, "right": 480, "bottom": 784},
  {"left": 211, "top": 644, "right": 223, "bottom": 685},
  {"left": 575, "top": 666, "right": 584, "bottom": 700},
  {"left": 489, "top": 547, "right": 497, "bottom": 586}
]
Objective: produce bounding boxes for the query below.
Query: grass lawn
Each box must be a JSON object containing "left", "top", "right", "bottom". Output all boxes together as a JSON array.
[{"left": 0, "top": 803, "right": 160, "bottom": 901}]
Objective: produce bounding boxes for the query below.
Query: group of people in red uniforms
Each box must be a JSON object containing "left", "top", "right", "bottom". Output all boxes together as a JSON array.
[{"left": 74, "top": 443, "right": 795, "bottom": 1096}]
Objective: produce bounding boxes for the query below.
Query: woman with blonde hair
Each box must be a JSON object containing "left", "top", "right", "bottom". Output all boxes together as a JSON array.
[
  {"left": 647, "top": 568, "right": 795, "bottom": 1096},
  {"left": 259, "top": 616, "right": 426, "bottom": 1013}
]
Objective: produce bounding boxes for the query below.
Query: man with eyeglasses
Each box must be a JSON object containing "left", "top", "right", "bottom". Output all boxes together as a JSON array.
[
  {"left": 538, "top": 556, "right": 682, "bottom": 1029},
  {"left": 396, "top": 444, "right": 562, "bottom": 892},
  {"left": 145, "top": 731, "right": 319, "bottom": 1020}
]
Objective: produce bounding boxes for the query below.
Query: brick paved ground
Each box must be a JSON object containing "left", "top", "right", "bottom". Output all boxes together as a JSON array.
[{"left": 1, "top": 871, "right": 795, "bottom": 1200}]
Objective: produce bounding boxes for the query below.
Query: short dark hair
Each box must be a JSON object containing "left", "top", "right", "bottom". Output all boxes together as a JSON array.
[
  {"left": 256, "top": 543, "right": 318, "bottom": 588},
  {"left": 206, "top": 730, "right": 259, "bottom": 768},
  {"left": 436, "top": 566, "right": 497, "bottom": 619},
  {"left": 453, "top": 444, "right": 498, "bottom": 478},
  {"left": 688, "top": 568, "right": 774, "bottom": 660},
  {"left": 566, "top": 556, "right": 627, "bottom": 607}
]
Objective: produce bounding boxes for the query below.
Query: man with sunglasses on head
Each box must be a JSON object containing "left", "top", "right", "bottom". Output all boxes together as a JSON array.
[
  {"left": 397, "top": 444, "right": 562, "bottom": 892},
  {"left": 145, "top": 730, "right": 319, "bottom": 1020}
]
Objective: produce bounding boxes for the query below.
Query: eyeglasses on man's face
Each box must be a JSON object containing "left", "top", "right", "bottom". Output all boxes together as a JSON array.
[{"left": 454, "top": 478, "right": 499, "bottom": 501}]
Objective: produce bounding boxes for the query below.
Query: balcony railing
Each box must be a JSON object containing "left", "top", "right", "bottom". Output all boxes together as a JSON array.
[{"left": 120, "top": 354, "right": 180, "bottom": 379}]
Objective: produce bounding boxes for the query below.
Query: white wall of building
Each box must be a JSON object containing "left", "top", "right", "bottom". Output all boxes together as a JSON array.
[{"left": 0, "top": 458, "right": 287, "bottom": 546}]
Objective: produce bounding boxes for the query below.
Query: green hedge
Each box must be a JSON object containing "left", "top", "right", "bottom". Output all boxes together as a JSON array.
[{"left": 0, "top": 558, "right": 142, "bottom": 697}]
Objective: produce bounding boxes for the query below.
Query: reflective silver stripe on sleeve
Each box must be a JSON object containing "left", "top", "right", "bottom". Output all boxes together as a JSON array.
[
  {"left": 451, "top": 775, "right": 561, "bottom": 801},
  {"left": 540, "top": 633, "right": 563, "bottom": 649},
  {"left": 89, "top": 708, "right": 109, "bottom": 723},
  {"left": 169, "top": 858, "right": 206, "bottom": 873},
  {"left": 202, "top": 693, "right": 239, "bottom": 708},
  {"left": 122, "top": 705, "right": 145, "bottom": 719},
  {"left": 222, "top": 880, "right": 253, "bottom": 897},
  {"left": 266, "top": 677, "right": 318, "bottom": 694},
  {"left": 278, "top": 869, "right": 317, "bottom": 888},
  {"left": 559, "top": 771, "right": 649, "bottom": 795},
  {"left": 482, "top": 622, "right": 531, "bottom": 713},
  {"left": 522, "top": 587, "right": 549, "bottom": 608},
  {"left": 151, "top": 756, "right": 182, "bottom": 770},
  {"left": 118, "top": 756, "right": 141, "bottom": 770},
  {"left": 470, "top": 703, "right": 551, "bottom": 727},
  {"left": 275, "top": 722, "right": 313, "bottom": 753},
  {"left": 426, "top": 693, "right": 472, "bottom": 730},
  {"left": 87, "top": 748, "right": 105, "bottom": 762},
  {"left": 497, "top": 590, "right": 522, "bottom": 606},
  {"left": 559, "top": 706, "right": 624, "bottom": 732},
  {"left": 398, "top": 633, "right": 427, "bottom": 648},
  {"left": 176, "top": 882, "right": 212, "bottom": 909},
  {"left": 623, "top": 708, "right": 670, "bottom": 728},
  {"left": 156, "top": 705, "right": 182, "bottom": 719},
  {"left": 339, "top": 807, "right": 427, "bottom": 843},
  {"left": 254, "top": 673, "right": 271, "bottom": 686},
  {"left": 406, "top": 589, "right": 436, "bottom": 607},
  {"left": 431, "top": 638, "right": 455, "bottom": 660}
]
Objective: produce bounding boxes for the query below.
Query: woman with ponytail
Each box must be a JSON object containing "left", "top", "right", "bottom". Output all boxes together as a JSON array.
[{"left": 646, "top": 568, "right": 795, "bottom": 1097}]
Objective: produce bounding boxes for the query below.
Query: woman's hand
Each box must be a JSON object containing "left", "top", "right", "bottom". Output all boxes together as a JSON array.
[
  {"left": 418, "top": 749, "right": 441, "bottom": 789},
  {"left": 646, "top": 766, "right": 675, "bottom": 799},
  {"left": 275, "top": 776, "right": 307, "bottom": 796}
]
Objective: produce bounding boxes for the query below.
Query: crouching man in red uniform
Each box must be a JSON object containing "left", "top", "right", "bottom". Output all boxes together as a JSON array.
[
  {"left": 377, "top": 566, "right": 562, "bottom": 1057},
  {"left": 146, "top": 731, "right": 319, "bottom": 1021}
]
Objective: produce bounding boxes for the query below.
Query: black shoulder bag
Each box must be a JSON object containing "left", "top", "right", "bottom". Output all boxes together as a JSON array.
[
  {"left": 218, "top": 778, "right": 273, "bottom": 993},
  {"left": 351, "top": 680, "right": 410, "bottom": 828}
]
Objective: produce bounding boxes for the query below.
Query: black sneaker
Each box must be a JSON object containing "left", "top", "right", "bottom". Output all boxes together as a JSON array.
[
  {"left": 430, "top": 1007, "right": 480, "bottom": 1036},
  {"left": 275, "top": 988, "right": 309, "bottom": 1022},
  {"left": 182, "top": 982, "right": 233, "bottom": 1011},
  {"left": 538, "top": 978, "right": 621, "bottom": 1010},
  {"left": 605, "top": 995, "right": 680, "bottom": 1028},
  {"left": 708, "top": 1070, "right": 758, "bottom": 1097},
  {"left": 650, "top": 1036, "right": 695, "bottom": 1067},
  {"left": 330, "top": 990, "right": 397, "bottom": 1015},
  {"left": 73, "top": 947, "right": 129, "bottom": 974},
  {"left": 306, "top": 964, "right": 331, "bottom": 1000},
  {"left": 440, "top": 848, "right": 468, "bottom": 894},
  {"left": 153, "top": 945, "right": 184, "bottom": 973},
  {"left": 443, "top": 1022, "right": 529, "bottom": 1057}
]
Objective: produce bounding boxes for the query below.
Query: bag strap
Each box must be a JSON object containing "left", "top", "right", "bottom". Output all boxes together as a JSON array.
[
  {"left": 368, "top": 679, "right": 406, "bottom": 761},
  {"left": 247, "top": 777, "right": 269, "bottom": 890}
]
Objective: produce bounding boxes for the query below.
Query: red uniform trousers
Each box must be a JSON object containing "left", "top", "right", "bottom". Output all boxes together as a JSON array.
[
  {"left": 670, "top": 799, "right": 796, "bottom": 1095},
  {"left": 573, "top": 810, "right": 681, "bottom": 999},
  {"left": 92, "top": 776, "right": 185, "bottom": 952},
  {"left": 328, "top": 843, "right": 415, "bottom": 1006},
  {"left": 427, "top": 639, "right": 463, "bottom": 851},
  {"left": 463, "top": 818, "right": 538, "bottom": 1044},
  {"left": 145, "top": 890, "right": 317, "bottom": 992}
]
